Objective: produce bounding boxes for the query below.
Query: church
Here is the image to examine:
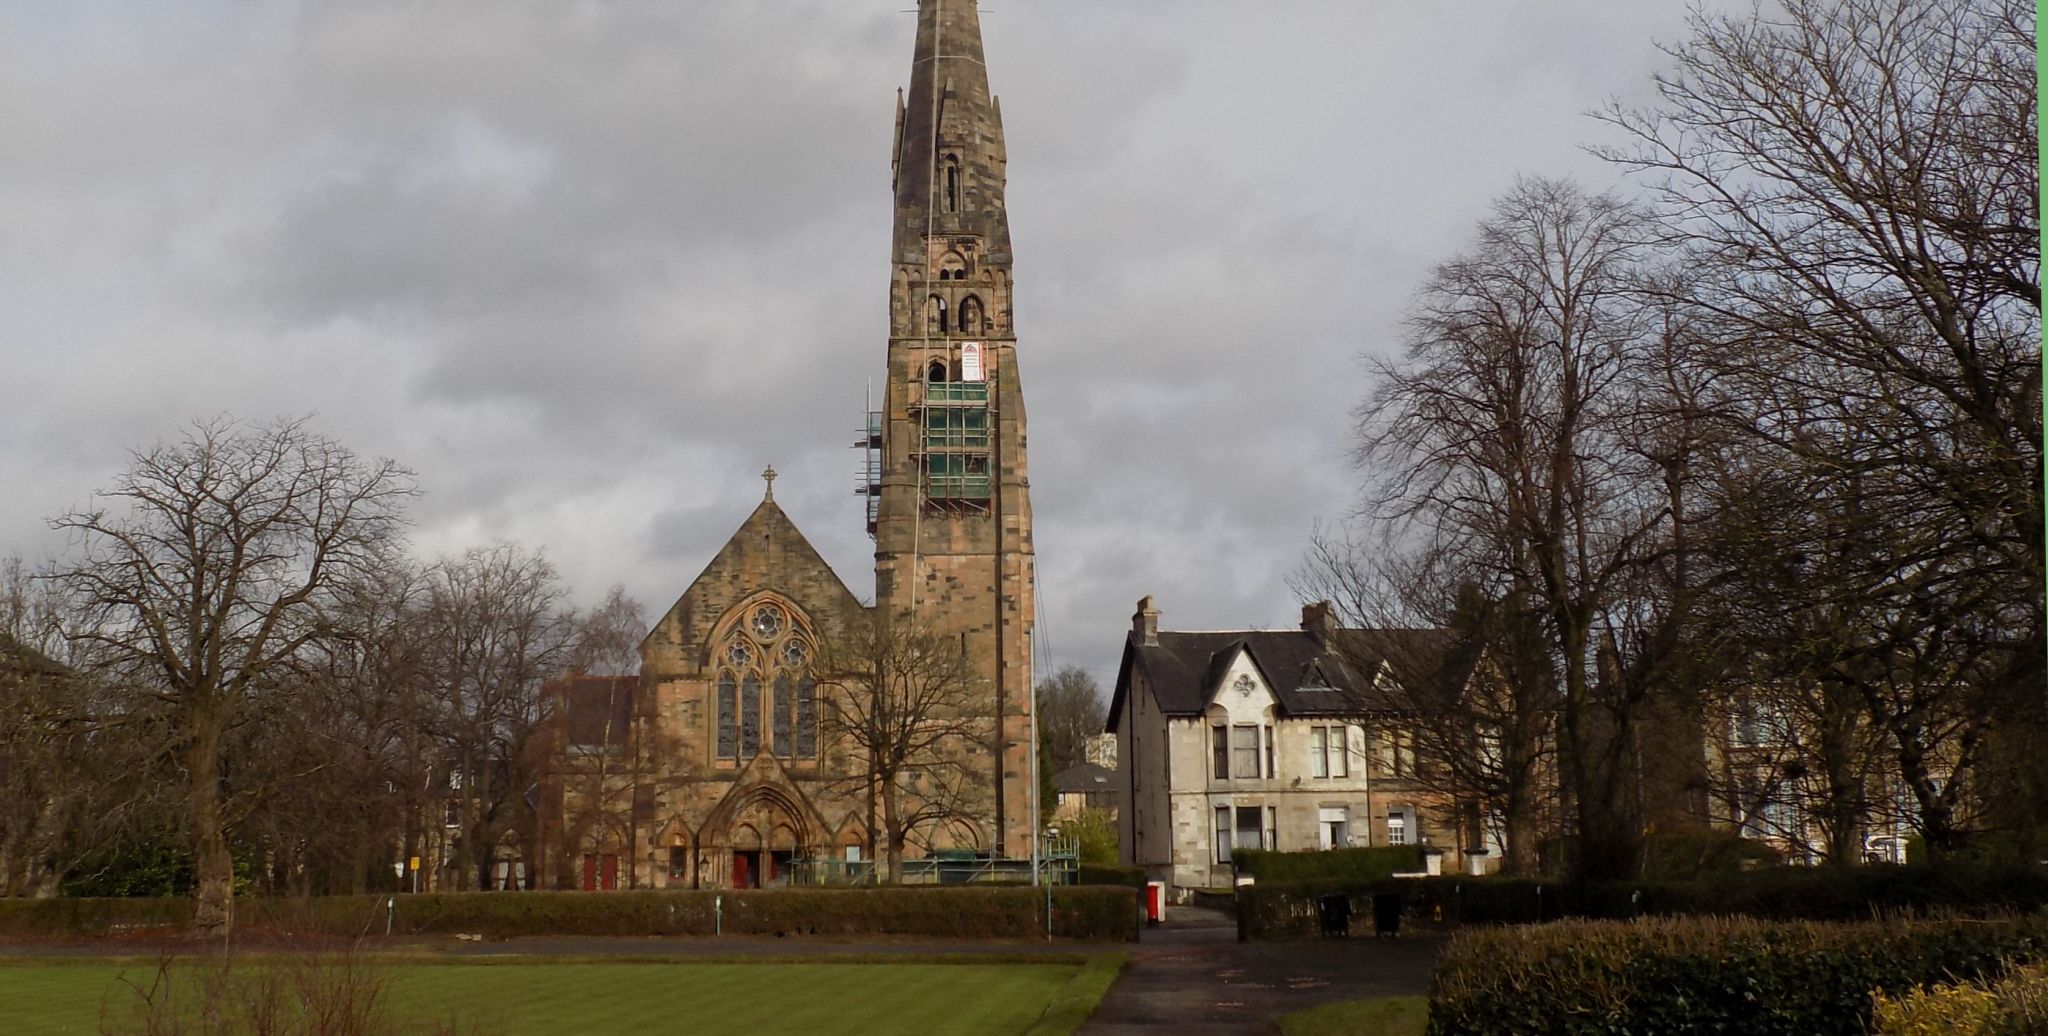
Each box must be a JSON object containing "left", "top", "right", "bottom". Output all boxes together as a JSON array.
[{"left": 536, "top": 0, "right": 1037, "bottom": 892}]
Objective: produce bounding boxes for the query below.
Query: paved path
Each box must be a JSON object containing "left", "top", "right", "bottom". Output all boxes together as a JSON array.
[{"left": 1078, "top": 906, "right": 1441, "bottom": 1036}]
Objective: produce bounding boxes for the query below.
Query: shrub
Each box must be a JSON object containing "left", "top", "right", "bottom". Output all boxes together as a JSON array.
[
  {"left": 1232, "top": 846, "right": 1424, "bottom": 883},
  {"left": 1427, "top": 915, "right": 2048, "bottom": 1036},
  {"left": 0, "top": 895, "right": 194, "bottom": 936},
  {"left": 0, "top": 887, "right": 1140, "bottom": 943},
  {"left": 1639, "top": 830, "right": 1780, "bottom": 879},
  {"left": 1872, "top": 963, "right": 2048, "bottom": 1035},
  {"left": 1074, "top": 864, "right": 1145, "bottom": 889}
]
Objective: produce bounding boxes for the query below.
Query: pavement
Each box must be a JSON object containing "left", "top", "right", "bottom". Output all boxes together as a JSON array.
[{"left": 1077, "top": 905, "right": 1441, "bottom": 1035}]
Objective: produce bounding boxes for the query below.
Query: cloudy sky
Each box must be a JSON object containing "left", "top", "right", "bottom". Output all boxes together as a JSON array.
[{"left": 0, "top": 1, "right": 1723, "bottom": 686}]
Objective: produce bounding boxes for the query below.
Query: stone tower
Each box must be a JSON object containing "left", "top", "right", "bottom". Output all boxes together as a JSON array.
[{"left": 873, "top": 0, "right": 1036, "bottom": 857}]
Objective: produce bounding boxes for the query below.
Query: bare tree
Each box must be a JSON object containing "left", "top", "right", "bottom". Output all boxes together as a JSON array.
[
  {"left": 414, "top": 543, "right": 573, "bottom": 891},
  {"left": 1035, "top": 665, "right": 1105, "bottom": 774},
  {"left": 816, "top": 609, "right": 991, "bottom": 881},
  {"left": 1601, "top": 0, "right": 2042, "bottom": 855},
  {"left": 49, "top": 417, "right": 413, "bottom": 934},
  {"left": 1296, "top": 533, "right": 1559, "bottom": 874},
  {"left": 1356, "top": 178, "right": 1706, "bottom": 881},
  {"left": 236, "top": 560, "right": 429, "bottom": 895},
  {"left": 566, "top": 585, "right": 646, "bottom": 678},
  {"left": 547, "top": 587, "right": 694, "bottom": 890}
]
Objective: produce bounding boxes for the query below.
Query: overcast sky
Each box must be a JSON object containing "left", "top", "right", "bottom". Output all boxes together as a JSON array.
[{"left": 0, "top": 1, "right": 1726, "bottom": 687}]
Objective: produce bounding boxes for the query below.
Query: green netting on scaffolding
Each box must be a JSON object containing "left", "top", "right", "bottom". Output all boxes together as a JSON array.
[
  {"left": 922, "top": 451, "right": 991, "bottom": 500},
  {"left": 923, "top": 404, "right": 989, "bottom": 448}
]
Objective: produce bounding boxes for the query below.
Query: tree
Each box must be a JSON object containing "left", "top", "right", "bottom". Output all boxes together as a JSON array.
[
  {"left": 1295, "top": 530, "right": 1560, "bottom": 874},
  {"left": 816, "top": 609, "right": 991, "bottom": 881},
  {"left": 1035, "top": 665, "right": 1105, "bottom": 775},
  {"left": 548, "top": 586, "right": 694, "bottom": 891},
  {"left": 1355, "top": 178, "right": 1706, "bottom": 881},
  {"left": 414, "top": 543, "right": 573, "bottom": 892},
  {"left": 1600, "top": 0, "right": 2042, "bottom": 856},
  {"left": 236, "top": 560, "right": 428, "bottom": 895},
  {"left": 50, "top": 417, "right": 412, "bottom": 934}
]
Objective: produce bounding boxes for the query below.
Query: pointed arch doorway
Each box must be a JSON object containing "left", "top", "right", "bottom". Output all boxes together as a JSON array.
[{"left": 708, "top": 783, "right": 816, "bottom": 889}]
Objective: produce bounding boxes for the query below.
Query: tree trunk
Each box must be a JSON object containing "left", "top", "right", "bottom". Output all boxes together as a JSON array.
[
  {"left": 882, "top": 777, "right": 904, "bottom": 884},
  {"left": 1499, "top": 774, "right": 1537, "bottom": 876},
  {"left": 188, "top": 704, "right": 235, "bottom": 937}
]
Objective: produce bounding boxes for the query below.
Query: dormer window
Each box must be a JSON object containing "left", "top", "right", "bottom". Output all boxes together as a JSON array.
[{"left": 943, "top": 155, "right": 961, "bottom": 213}]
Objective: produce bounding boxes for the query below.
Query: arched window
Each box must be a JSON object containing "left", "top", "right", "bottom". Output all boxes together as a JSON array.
[
  {"left": 927, "top": 358, "right": 948, "bottom": 383},
  {"left": 716, "top": 674, "right": 737, "bottom": 759},
  {"left": 740, "top": 673, "right": 761, "bottom": 757},
  {"left": 938, "top": 251, "right": 967, "bottom": 280},
  {"left": 943, "top": 155, "right": 961, "bottom": 213},
  {"left": 713, "top": 601, "right": 818, "bottom": 762},
  {"left": 925, "top": 295, "right": 947, "bottom": 334},
  {"left": 772, "top": 674, "right": 793, "bottom": 758},
  {"left": 957, "top": 296, "right": 984, "bottom": 334}
]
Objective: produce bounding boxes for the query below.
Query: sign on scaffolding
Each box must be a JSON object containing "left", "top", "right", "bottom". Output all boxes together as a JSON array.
[{"left": 960, "top": 341, "right": 984, "bottom": 382}]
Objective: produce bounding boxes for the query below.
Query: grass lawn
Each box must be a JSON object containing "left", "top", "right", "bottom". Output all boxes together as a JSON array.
[
  {"left": 1277, "top": 996, "right": 1429, "bottom": 1036},
  {"left": 0, "top": 955, "right": 1122, "bottom": 1035}
]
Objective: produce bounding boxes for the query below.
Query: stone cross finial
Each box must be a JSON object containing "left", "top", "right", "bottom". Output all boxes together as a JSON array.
[{"left": 762, "top": 465, "right": 778, "bottom": 501}]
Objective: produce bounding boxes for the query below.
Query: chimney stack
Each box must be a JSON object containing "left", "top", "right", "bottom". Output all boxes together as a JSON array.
[
  {"left": 1301, "top": 600, "right": 1337, "bottom": 648},
  {"left": 1133, "top": 596, "right": 1160, "bottom": 646}
]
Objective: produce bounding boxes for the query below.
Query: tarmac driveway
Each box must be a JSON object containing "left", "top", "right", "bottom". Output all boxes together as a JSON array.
[{"left": 1078, "top": 905, "right": 1441, "bottom": 1035}]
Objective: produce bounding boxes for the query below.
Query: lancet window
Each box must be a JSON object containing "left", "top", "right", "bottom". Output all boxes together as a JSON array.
[{"left": 714, "top": 601, "right": 819, "bottom": 762}]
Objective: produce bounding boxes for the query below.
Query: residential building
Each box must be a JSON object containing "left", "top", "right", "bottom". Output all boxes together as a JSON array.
[{"left": 1108, "top": 598, "right": 1503, "bottom": 895}]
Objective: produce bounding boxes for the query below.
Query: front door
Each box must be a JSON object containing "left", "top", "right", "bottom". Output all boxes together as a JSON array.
[
  {"left": 600, "top": 853, "right": 619, "bottom": 891},
  {"left": 732, "top": 851, "right": 758, "bottom": 889}
]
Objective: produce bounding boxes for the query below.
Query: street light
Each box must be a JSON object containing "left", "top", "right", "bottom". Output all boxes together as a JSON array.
[{"left": 1042, "top": 822, "right": 1060, "bottom": 941}]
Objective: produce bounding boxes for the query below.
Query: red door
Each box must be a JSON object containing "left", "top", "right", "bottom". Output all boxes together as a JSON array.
[
  {"left": 600, "top": 853, "right": 619, "bottom": 891},
  {"left": 732, "top": 852, "right": 752, "bottom": 889},
  {"left": 580, "top": 853, "right": 596, "bottom": 892}
]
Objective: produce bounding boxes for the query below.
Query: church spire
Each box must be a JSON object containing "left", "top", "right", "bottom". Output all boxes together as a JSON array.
[{"left": 892, "top": 0, "right": 1010, "bottom": 261}]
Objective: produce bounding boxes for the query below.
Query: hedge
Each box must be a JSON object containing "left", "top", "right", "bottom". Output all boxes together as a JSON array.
[
  {"left": 0, "top": 887, "right": 1140, "bottom": 942},
  {"left": 1872, "top": 962, "right": 2048, "bottom": 1035},
  {"left": 1231, "top": 845, "right": 1423, "bottom": 883},
  {"left": 1074, "top": 864, "right": 1145, "bottom": 889},
  {"left": 1428, "top": 915, "right": 2048, "bottom": 1036},
  {"left": 1237, "top": 862, "right": 2048, "bottom": 939}
]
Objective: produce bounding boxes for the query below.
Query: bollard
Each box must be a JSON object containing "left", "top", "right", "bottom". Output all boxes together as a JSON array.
[
  {"left": 715, "top": 894, "right": 722, "bottom": 935},
  {"left": 385, "top": 896, "right": 394, "bottom": 936}
]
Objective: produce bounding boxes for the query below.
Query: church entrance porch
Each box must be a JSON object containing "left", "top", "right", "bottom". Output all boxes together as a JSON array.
[
  {"left": 729, "top": 849, "right": 799, "bottom": 889},
  {"left": 580, "top": 853, "right": 619, "bottom": 891}
]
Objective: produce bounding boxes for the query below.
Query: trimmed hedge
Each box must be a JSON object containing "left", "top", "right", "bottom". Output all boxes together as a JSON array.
[
  {"left": 1231, "top": 845, "right": 1423, "bottom": 883},
  {"left": 1238, "top": 862, "right": 2048, "bottom": 939},
  {"left": 1428, "top": 915, "right": 2048, "bottom": 1036},
  {"left": 0, "top": 887, "right": 1140, "bottom": 943},
  {"left": 1074, "top": 864, "right": 1145, "bottom": 889}
]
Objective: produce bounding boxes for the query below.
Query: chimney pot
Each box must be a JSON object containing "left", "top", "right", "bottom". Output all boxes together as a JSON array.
[
  {"left": 1133, "top": 595, "right": 1159, "bottom": 646},
  {"left": 1302, "top": 600, "right": 1336, "bottom": 647}
]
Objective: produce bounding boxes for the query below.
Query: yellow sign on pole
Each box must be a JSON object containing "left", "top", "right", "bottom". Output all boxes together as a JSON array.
[{"left": 408, "top": 856, "right": 420, "bottom": 872}]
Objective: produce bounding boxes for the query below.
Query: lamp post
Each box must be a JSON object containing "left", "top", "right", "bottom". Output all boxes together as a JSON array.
[{"left": 1043, "top": 821, "right": 1060, "bottom": 941}]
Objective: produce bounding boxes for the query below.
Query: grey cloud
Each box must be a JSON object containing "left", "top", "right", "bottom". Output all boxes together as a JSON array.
[{"left": 0, "top": 0, "right": 1735, "bottom": 689}]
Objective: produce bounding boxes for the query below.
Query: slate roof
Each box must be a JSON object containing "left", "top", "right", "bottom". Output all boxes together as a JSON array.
[
  {"left": 1107, "top": 625, "right": 1460, "bottom": 730},
  {"left": 0, "top": 632, "right": 68, "bottom": 678},
  {"left": 553, "top": 674, "right": 637, "bottom": 748},
  {"left": 1052, "top": 762, "right": 1118, "bottom": 795}
]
